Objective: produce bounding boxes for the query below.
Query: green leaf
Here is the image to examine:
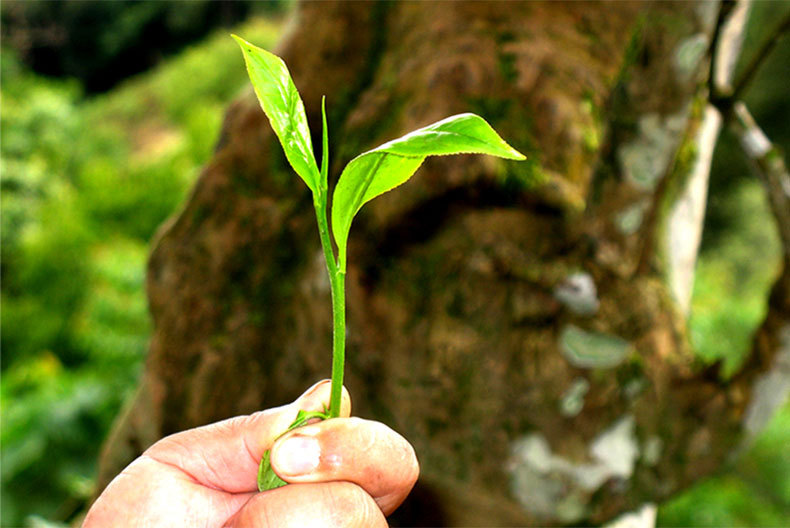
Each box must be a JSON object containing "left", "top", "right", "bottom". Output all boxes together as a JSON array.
[
  {"left": 232, "top": 35, "right": 320, "bottom": 195},
  {"left": 320, "top": 96, "right": 329, "bottom": 192},
  {"left": 331, "top": 113, "right": 525, "bottom": 270},
  {"left": 258, "top": 449, "right": 288, "bottom": 491},
  {"left": 256, "top": 409, "right": 330, "bottom": 492}
]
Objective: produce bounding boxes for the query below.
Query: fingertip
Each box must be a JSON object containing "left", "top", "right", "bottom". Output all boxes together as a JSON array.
[
  {"left": 298, "top": 379, "right": 331, "bottom": 401},
  {"left": 340, "top": 385, "right": 352, "bottom": 418},
  {"left": 297, "top": 380, "right": 352, "bottom": 417}
]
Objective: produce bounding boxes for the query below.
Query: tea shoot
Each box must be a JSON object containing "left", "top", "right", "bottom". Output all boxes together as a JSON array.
[{"left": 233, "top": 34, "right": 525, "bottom": 491}]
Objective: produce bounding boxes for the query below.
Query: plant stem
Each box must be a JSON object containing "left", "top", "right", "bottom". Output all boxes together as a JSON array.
[
  {"left": 314, "top": 96, "right": 344, "bottom": 418},
  {"left": 314, "top": 197, "right": 345, "bottom": 418},
  {"left": 328, "top": 267, "right": 345, "bottom": 418}
]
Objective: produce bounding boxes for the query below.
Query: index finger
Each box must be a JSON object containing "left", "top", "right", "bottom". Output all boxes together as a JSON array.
[{"left": 143, "top": 380, "right": 351, "bottom": 493}]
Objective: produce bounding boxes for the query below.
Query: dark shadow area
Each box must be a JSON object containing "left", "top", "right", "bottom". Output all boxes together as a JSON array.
[{"left": 0, "top": 0, "right": 288, "bottom": 93}]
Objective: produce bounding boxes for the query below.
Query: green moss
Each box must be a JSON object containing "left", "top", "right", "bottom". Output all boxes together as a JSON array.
[
  {"left": 231, "top": 169, "right": 260, "bottom": 198},
  {"left": 612, "top": 15, "right": 647, "bottom": 87},
  {"left": 582, "top": 127, "right": 600, "bottom": 153},
  {"left": 191, "top": 204, "right": 210, "bottom": 226},
  {"left": 580, "top": 93, "right": 603, "bottom": 154},
  {"left": 497, "top": 51, "right": 518, "bottom": 84},
  {"left": 466, "top": 96, "right": 514, "bottom": 124}
]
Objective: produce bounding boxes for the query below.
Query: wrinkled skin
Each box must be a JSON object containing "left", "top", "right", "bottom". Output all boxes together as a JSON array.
[{"left": 84, "top": 381, "right": 419, "bottom": 527}]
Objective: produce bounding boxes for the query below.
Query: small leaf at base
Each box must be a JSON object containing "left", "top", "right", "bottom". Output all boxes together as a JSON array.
[
  {"left": 256, "top": 408, "right": 331, "bottom": 492},
  {"left": 258, "top": 449, "right": 288, "bottom": 491}
]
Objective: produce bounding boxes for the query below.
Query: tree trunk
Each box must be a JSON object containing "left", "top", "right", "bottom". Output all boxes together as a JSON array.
[{"left": 95, "top": 2, "right": 789, "bottom": 525}]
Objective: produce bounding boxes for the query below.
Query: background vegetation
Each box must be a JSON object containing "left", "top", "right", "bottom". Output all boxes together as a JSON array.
[
  {"left": 1, "top": 12, "right": 284, "bottom": 525},
  {"left": 1, "top": 3, "right": 788, "bottom": 526}
]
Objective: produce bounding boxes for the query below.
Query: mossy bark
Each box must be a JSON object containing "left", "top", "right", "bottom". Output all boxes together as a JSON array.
[{"left": 94, "top": 2, "right": 788, "bottom": 525}]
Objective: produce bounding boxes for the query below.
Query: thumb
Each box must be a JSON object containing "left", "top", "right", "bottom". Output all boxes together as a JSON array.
[{"left": 144, "top": 380, "right": 351, "bottom": 493}]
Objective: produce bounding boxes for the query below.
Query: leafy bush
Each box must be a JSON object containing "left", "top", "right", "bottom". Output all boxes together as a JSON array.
[
  {"left": 1, "top": 18, "right": 282, "bottom": 526},
  {"left": 690, "top": 180, "right": 782, "bottom": 377}
]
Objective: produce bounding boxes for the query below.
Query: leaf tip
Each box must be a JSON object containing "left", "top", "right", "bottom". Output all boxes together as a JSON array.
[
  {"left": 509, "top": 148, "right": 527, "bottom": 161},
  {"left": 231, "top": 34, "right": 258, "bottom": 55}
]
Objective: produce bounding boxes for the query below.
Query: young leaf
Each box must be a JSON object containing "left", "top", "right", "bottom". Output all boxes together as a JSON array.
[
  {"left": 258, "top": 450, "right": 288, "bottom": 491},
  {"left": 320, "top": 96, "right": 329, "bottom": 192},
  {"left": 232, "top": 34, "right": 321, "bottom": 195},
  {"left": 331, "top": 113, "right": 525, "bottom": 271},
  {"left": 256, "top": 409, "right": 330, "bottom": 491}
]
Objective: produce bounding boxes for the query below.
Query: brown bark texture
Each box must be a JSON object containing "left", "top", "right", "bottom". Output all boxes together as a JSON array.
[{"left": 95, "top": 1, "right": 790, "bottom": 526}]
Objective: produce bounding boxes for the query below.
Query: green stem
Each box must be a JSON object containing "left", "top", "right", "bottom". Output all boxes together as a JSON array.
[
  {"left": 315, "top": 95, "right": 344, "bottom": 418},
  {"left": 314, "top": 197, "right": 345, "bottom": 418},
  {"left": 328, "top": 267, "right": 345, "bottom": 418}
]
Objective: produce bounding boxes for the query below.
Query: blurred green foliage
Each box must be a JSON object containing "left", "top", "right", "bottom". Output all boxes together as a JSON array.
[
  {"left": 658, "top": 171, "right": 790, "bottom": 525},
  {"left": 1, "top": 18, "right": 283, "bottom": 525},
  {"left": 659, "top": 402, "right": 790, "bottom": 526},
  {"left": 689, "top": 182, "right": 781, "bottom": 378},
  {"left": 1, "top": 0, "right": 289, "bottom": 93},
  {"left": 1, "top": 4, "right": 788, "bottom": 527}
]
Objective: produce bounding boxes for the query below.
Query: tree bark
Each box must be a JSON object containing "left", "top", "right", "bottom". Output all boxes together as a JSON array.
[{"left": 95, "top": 2, "right": 789, "bottom": 526}]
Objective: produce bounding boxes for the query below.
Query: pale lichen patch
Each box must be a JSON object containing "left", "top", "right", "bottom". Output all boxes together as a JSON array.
[
  {"left": 623, "top": 377, "right": 646, "bottom": 400},
  {"left": 508, "top": 415, "right": 640, "bottom": 522},
  {"left": 674, "top": 33, "right": 709, "bottom": 81},
  {"left": 642, "top": 435, "right": 663, "bottom": 467},
  {"left": 618, "top": 112, "right": 689, "bottom": 191},
  {"left": 560, "top": 377, "right": 591, "bottom": 417},
  {"left": 560, "top": 325, "right": 632, "bottom": 369},
  {"left": 615, "top": 200, "right": 650, "bottom": 236},
  {"left": 556, "top": 493, "right": 589, "bottom": 524},
  {"left": 604, "top": 503, "right": 657, "bottom": 528},
  {"left": 554, "top": 273, "right": 599, "bottom": 316},
  {"left": 508, "top": 434, "right": 569, "bottom": 520},
  {"left": 694, "top": 1, "right": 720, "bottom": 34},
  {"left": 591, "top": 415, "right": 639, "bottom": 479}
]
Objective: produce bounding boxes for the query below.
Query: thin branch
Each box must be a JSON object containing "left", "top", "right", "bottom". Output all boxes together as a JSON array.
[
  {"left": 729, "top": 102, "right": 790, "bottom": 256},
  {"left": 707, "top": 0, "right": 737, "bottom": 98},
  {"left": 712, "top": 0, "right": 752, "bottom": 102},
  {"left": 710, "top": 1, "right": 790, "bottom": 252},
  {"left": 731, "top": 10, "right": 790, "bottom": 102}
]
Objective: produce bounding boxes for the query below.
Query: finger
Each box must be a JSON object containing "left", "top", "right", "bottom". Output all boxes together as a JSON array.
[
  {"left": 144, "top": 380, "right": 351, "bottom": 493},
  {"left": 270, "top": 417, "right": 419, "bottom": 515},
  {"left": 225, "top": 482, "right": 387, "bottom": 528}
]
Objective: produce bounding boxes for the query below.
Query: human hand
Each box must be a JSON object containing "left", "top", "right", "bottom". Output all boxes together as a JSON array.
[{"left": 84, "top": 380, "right": 419, "bottom": 527}]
